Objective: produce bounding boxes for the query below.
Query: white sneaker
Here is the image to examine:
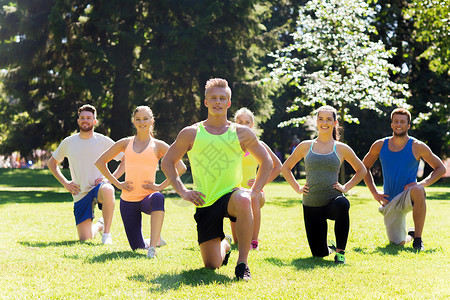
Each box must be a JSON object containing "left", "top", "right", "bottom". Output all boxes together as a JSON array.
[
  {"left": 157, "top": 237, "right": 167, "bottom": 247},
  {"left": 102, "top": 233, "right": 112, "bottom": 245},
  {"left": 97, "top": 217, "right": 104, "bottom": 233},
  {"left": 147, "top": 246, "right": 157, "bottom": 258},
  {"left": 146, "top": 237, "right": 167, "bottom": 248}
]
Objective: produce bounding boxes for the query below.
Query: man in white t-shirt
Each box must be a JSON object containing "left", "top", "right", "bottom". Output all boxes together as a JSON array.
[{"left": 48, "top": 104, "right": 122, "bottom": 244}]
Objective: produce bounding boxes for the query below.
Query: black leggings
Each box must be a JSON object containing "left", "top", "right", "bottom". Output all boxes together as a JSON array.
[{"left": 303, "top": 195, "right": 350, "bottom": 257}]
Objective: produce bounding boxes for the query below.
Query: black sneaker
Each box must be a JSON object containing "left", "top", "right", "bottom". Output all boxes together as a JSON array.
[
  {"left": 334, "top": 250, "right": 345, "bottom": 264},
  {"left": 222, "top": 235, "right": 232, "bottom": 266},
  {"left": 413, "top": 237, "right": 424, "bottom": 252},
  {"left": 407, "top": 227, "right": 415, "bottom": 239},
  {"left": 235, "top": 262, "right": 251, "bottom": 281}
]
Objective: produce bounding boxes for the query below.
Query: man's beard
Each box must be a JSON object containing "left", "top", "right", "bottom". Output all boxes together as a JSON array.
[
  {"left": 393, "top": 130, "right": 407, "bottom": 137},
  {"left": 79, "top": 124, "right": 94, "bottom": 132}
]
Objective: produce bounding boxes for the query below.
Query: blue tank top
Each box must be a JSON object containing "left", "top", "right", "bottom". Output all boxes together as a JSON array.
[{"left": 379, "top": 138, "right": 419, "bottom": 201}]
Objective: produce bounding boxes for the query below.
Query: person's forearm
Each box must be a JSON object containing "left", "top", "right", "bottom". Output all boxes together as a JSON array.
[
  {"left": 48, "top": 160, "right": 69, "bottom": 187},
  {"left": 251, "top": 159, "right": 272, "bottom": 192},
  {"left": 161, "top": 160, "right": 188, "bottom": 196},
  {"left": 95, "top": 161, "right": 121, "bottom": 188},
  {"left": 281, "top": 165, "right": 301, "bottom": 191},
  {"left": 344, "top": 168, "right": 366, "bottom": 191},
  {"left": 418, "top": 165, "right": 446, "bottom": 187},
  {"left": 266, "top": 164, "right": 281, "bottom": 184},
  {"left": 363, "top": 167, "right": 379, "bottom": 196}
]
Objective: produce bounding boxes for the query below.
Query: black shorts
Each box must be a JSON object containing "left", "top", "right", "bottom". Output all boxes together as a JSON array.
[{"left": 194, "top": 191, "right": 237, "bottom": 244}]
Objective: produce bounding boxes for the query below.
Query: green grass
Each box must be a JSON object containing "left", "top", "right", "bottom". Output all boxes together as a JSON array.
[{"left": 0, "top": 169, "right": 449, "bottom": 299}]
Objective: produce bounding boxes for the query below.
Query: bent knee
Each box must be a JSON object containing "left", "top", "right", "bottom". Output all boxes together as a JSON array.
[
  {"left": 100, "top": 183, "right": 115, "bottom": 195},
  {"left": 410, "top": 185, "right": 425, "bottom": 197}
]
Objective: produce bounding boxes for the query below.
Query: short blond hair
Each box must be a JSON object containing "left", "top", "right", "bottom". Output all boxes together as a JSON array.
[
  {"left": 234, "top": 107, "right": 255, "bottom": 124},
  {"left": 391, "top": 107, "right": 411, "bottom": 124},
  {"left": 204, "top": 78, "right": 232, "bottom": 99}
]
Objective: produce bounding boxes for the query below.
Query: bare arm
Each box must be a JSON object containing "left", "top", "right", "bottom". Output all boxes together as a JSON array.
[
  {"left": 143, "top": 140, "right": 188, "bottom": 191},
  {"left": 48, "top": 156, "right": 80, "bottom": 195},
  {"left": 95, "top": 138, "right": 132, "bottom": 192},
  {"left": 281, "top": 141, "right": 310, "bottom": 195},
  {"left": 161, "top": 126, "right": 205, "bottom": 206},
  {"left": 362, "top": 140, "right": 389, "bottom": 206},
  {"left": 412, "top": 141, "right": 446, "bottom": 188},
  {"left": 261, "top": 142, "right": 282, "bottom": 184},
  {"left": 238, "top": 128, "right": 272, "bottom": 197},
  {"left": 333, "top": 143, "right": 367, "bottom": 193}
]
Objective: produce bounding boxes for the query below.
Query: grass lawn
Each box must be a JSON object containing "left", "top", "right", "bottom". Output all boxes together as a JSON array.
[{"left": 0, "top": 169, "right": 449, "bottom": 299}]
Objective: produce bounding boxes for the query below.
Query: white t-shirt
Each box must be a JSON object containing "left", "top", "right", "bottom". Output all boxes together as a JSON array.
[{"left": 52, "top": 132, "right": 121, "bottom": 202}]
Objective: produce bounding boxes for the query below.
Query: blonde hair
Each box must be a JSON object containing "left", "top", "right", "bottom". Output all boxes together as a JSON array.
[
  {"left": 204, "top": 78, "right": 232, "bottom": 99},
  {"left": 132, "top": 106, "right": 154, "bottom": 136},
  {"left": 391, "top": 107, "right": 411, "bottom": 124},
  {"left": 234, "top": 107, "right": 255, "bottom": 124},
  {"left": 316, "top": 105, "right": 341, "bottom": 141}
]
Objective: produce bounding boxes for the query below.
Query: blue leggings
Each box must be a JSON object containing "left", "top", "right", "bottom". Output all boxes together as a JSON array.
[
  {"left": 120, "top": 192, "right": 165, "bottom": 250},
  {"left": 303, "top": 195, "right": 350, "bottom": 257}
]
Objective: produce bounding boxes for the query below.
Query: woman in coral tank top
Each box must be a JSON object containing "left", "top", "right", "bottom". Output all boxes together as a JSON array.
[{"left": 96, "top": 106, "right": 186, "bottom": 258}]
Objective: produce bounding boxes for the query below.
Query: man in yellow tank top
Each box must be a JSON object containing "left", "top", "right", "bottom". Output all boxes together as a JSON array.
[{"left": 162, "top": 78, "right": 272, "bottom": 281}]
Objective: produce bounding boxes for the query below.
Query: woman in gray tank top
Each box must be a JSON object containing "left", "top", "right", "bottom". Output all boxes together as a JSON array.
[{"left": 281, "top": 106, "right": 367, "bottom": 264}]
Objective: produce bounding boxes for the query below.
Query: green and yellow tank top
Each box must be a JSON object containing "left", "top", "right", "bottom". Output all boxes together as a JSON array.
[
  {"left": 187, "top": 122, "right": 244, "bottom": 207},
  {"left": 241, "top": 152, "right": 258, "bottom": 188}
]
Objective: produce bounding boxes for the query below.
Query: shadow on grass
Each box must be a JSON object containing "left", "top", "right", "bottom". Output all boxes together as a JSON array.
[
  {"left": 129, "top": 268, "right": 232, "bottom": 292},
  {"left": 62, "top": 251, "right": 146, "bottom": 262},
  {"left": 353, "top": 244, "right": 438, "bottom": 255},
  {"left": 19, "top": 240, "right": 84, "bottom": 248},
  {"left": 0, "top": 190, "right": 71, "bottom": 205},
  {"left": 375, "top": 244, "right": 438, "bottom": 255},
  {"left": 88, "top": 251, "right": 147, "bottom": 262},
  {"left": 427, "top": 192, "right": 450, "bottom": 201},
  {"left": 265, "top": 256, "right": 335, "bottom": 270}
]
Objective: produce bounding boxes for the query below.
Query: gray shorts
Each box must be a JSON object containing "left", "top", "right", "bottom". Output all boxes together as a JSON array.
[{"left": 378, "top": 187, "right": 413, "bottom": 244}]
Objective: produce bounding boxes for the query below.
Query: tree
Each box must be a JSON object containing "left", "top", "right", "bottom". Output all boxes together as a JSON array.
[
  {"left": 270, "top": 0, "right": 409, "bottom": 125},
  {"left": 269, "top": 0, "right": 410, "bottom": 181},
  {"left": 371, "top": 0, "right": 449, "bottom": 175},
  {"left": 406, "top": 0, "right": 450, "bottom": 75},
  {"left": 0, "top": 0, "right": 279, "bottom": 156}
]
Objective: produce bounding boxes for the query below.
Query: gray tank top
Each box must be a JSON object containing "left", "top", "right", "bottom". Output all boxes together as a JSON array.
[{"left": 303, "top": 141, "right": 342, "bottom": 207}]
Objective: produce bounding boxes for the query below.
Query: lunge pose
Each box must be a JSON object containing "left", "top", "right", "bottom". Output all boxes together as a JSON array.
[
  {"left": 48, "top": 104, "right": 121, "bottom": 244},
  {"left": 281, "top": 106, "right": 366, "bottom": 264},
  {"left": 362, "top": 108, "right": 446, "bottom": 251},
  {"left": 161, "top": 78, "right": 272, "bottom": 280},
  {"left": 96, "top": 106, "right": 186, "bottom": 258},
  {"left": 230, "top": 108, "right": 282, "bottom": 250}
]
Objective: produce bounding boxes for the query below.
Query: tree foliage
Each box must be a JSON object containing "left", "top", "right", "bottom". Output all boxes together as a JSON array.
[
  {"left": 0, "top": 0, "right": 278, "bottom": 156},
  {"left": 269, "top": 0, "right": 410, "bottom": 128}
]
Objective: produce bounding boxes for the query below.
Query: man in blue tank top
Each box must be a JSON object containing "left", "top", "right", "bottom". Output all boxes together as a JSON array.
[{"left": 363, "top": 108, "right": 446, "bottom": 251}]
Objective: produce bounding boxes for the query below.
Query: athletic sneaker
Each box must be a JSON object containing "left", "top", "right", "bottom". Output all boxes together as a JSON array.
[
  {"left": 157, "top": 237, "right": 167, "bottom": 247},
  {"left": 235, "top": 262, "right": 251, "bottom": 281},
  {"left": 222, "top": 235, "right": 232, "bottom": 266},
  {"left": 413, "top": 237, "right": 424, "bottom": 252},
  {"left": 251, "top": 240, "right": 259, "bottom": 250},
  {"left": 145, "top": 237, "right": 167, "bottom": 249},
  {"left": 407, "top": 227, "right": 415, "bottom": 239},
  {"left": 102, "top": 233, "right": 112, "bottom": 245},
  {"left": 334, "top": 250, "right": 345, "bottom": 264},
  {"left": 147, "top": 246, "right": 157, "bottom": 258}
]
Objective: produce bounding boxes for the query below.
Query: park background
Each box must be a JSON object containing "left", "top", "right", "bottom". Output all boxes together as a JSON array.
[
  {"left": 0, "top": 0, "right": 448, "bottom": 178},
  {"left": 0, "top": 1, "right": 449, "bottom": 298}
]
